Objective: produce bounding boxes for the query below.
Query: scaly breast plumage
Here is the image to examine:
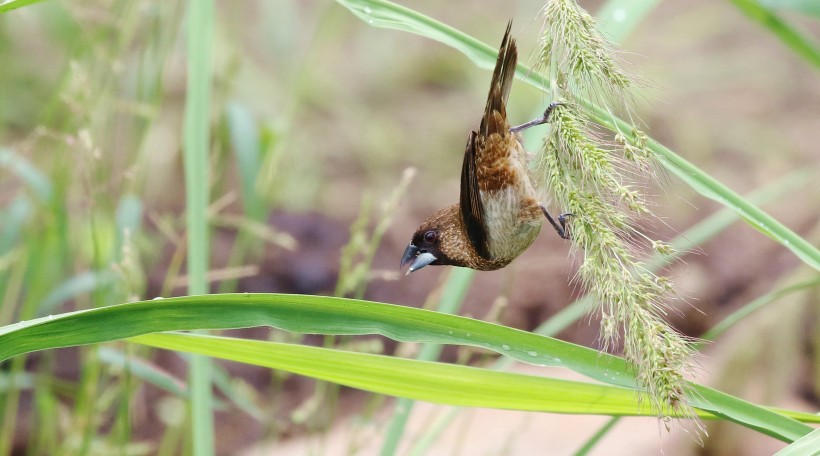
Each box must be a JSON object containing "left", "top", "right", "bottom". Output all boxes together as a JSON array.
[{"left": 480, "top": 187, "right": 542, "bottom": 260}]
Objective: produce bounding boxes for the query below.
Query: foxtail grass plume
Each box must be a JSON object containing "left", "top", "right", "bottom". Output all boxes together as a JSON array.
[{"left": 536, "top": 0, "right": 698, "bottom": 423}]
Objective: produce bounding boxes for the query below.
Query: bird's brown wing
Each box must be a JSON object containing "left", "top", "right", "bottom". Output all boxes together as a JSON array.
[
  {"left": 459, "top": 21, "right": 517, "bottom": 261},
  {"left": 460, "top": 130, "right": 490, "bottom": 259}
]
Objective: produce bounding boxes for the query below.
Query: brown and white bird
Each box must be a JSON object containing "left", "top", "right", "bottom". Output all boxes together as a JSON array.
[{"left": 401, "top": 21, "right": 570, "bottom": 274}]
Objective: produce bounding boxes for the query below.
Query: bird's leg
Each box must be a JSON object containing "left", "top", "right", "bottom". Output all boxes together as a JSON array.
[
  {"left": 510, "top": 102, "right": 562, "bottom": 134},
  {"left": 539, "top": 204, "right": 573, "bottom": 240}
]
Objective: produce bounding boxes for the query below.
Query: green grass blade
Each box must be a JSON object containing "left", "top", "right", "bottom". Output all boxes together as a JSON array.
[
  {"left": 132, "top": 331, "right": 820, "bottom": 429},
  {"left": 0, "top": 294, "right": 816, "bottom": 441},
  {"left": 729, "top": 0, "right": 820, "bottom": 69},
  {"left": 699, "top": 278, "right": 820, "bottom": 344},
  {"left": 774, "top": 426, "right": 820, "bottom": 456},
  {"left": 38, "top": 270, "right": 117, "bottom": 317},
  {"left": 131, "top": 332, "right": 662, "bottom": 417},
  {"left": 0, "top": 0, "right": 49, "bottom": 14},
  {"left": 335, "top": 0, "right": 820, "bottom": 272},
  {"left": 97, "top": 347, "right": 189, "bottom": 399},
  {"left": 183, "top": 0, "right": 215, "bottom": 454},
  {"left": 573, "top": 416, "right": 621, "bottom": 456},
  {"left": 336, "top": 0, "right": 500, "bottom": 72}
]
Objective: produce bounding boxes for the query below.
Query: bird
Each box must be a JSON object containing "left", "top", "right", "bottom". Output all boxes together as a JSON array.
[{"left": 401, "top": 21, "right": 571, "bottom": 274}]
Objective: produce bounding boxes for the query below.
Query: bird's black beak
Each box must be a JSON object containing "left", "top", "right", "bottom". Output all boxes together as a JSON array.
[{"left": 401, "top": 244, "right": 437, "bottom": 275}]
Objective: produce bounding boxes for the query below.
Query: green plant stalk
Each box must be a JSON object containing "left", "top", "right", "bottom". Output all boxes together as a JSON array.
[
  {"left": 75, "top": 149, "right": 116, "bottom": 455},
  {"left": 3, "top": 227, "right": 62, "bottom": 454},
  {"left": 183, "top": 0, "right": 215, "bottom": 454},
  {"left": 32, "top": 373, "right": 58, "bottom": 455},
  {"left": 112, "top": 346, "right": 135, "bottom": 453},
  {"left": 0, "top": 252, "right": 27, "bottom": 456},
  {"left": 353, "top": 170, "right": 415, "bottom": 299},
  {"left": 815, "top": 285, "right": 820, "bottom": 405},
  {"left": 335, "top": 0, "right": 820, "bottom": 271},
  {"left": 0, "top": 356, "right": 25, "bottom": 455},
  {"left": 573, "top": 416, "right": 621, "bottom": 456}
]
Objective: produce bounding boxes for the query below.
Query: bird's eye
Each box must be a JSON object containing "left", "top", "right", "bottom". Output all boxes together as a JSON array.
[{"left": 423, "top": 230, "right": 437, "bottom": 243}]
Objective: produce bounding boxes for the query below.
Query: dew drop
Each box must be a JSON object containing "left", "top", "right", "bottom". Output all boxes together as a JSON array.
[
  {"left": 501, "top": 344, "right": 511, "bottom": 351},
  {"left": 527, "top": 351, "right": 538, "bottom": 357},
  {"left": 363, "top": 5, "right": 372, "bottom": 14}
]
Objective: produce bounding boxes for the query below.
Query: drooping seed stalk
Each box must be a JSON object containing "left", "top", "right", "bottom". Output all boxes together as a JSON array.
[{"left": 537, "top": 0, "right": 697, "bottom": 423}]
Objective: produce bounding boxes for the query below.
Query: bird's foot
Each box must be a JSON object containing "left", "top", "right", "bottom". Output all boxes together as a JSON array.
[
  {"left": 510, "top": 102, "right": 563, "bottom": 134},
  {"left": 539, "top": 204, "right": 574, "bottom": 240}
]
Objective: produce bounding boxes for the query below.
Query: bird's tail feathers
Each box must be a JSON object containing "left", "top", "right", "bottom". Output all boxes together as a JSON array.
[{"left": 482, "top": 20, "right": 517, "bottom": 136}]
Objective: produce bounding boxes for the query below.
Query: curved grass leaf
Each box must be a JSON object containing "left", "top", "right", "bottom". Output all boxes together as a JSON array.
[
  {"left": 0, "top": 294, "right": 816, "bottom": 442},
  {"left": 132, "top": 332, "right": 659, "bottom": 417},
  {"left": 335, "top": 0, "right": 820, "bottom": 272},
  {"left": 699, "top": 277, "right": 820, "bottom": 345}
]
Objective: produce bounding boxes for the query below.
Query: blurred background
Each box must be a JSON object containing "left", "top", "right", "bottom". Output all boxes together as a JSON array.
[{"left": 0, "top": 0, "right": 818, "bottom": 454}]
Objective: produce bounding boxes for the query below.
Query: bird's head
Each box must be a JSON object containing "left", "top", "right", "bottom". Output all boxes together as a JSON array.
[{"left": 401, "top": 205, "right": 475, "bottom": 274}]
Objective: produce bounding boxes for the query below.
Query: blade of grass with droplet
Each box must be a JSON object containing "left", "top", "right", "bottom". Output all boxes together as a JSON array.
[
  {"left": 132, "top": 332, "right": 664, "bottom": 417},
  {"left": 0, "top": 294, "right": 817, "bottom": 441}
]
